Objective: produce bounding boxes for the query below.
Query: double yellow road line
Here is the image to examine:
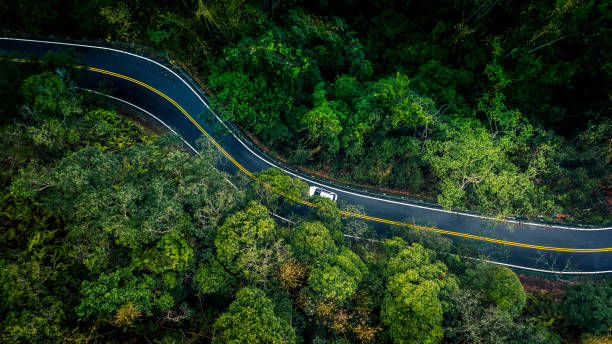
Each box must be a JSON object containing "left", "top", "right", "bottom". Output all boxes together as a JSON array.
[{"left": 7, "top": 57, "right": 612, "bottom": 253}]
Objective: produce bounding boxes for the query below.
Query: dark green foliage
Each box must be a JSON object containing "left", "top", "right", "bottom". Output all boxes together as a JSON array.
[
  {"left": 21, "top": 71, "right": 80, "bottom": 120},
  {"left": 76, "top": 267, "right": 174, "bottom": 321},
  {"left": 194, "top": 259, "right": 233, "bottom": 296},
  {"left": 562, "top": 282, "right": 612, "bottom": 336},
  {"left": 4, "top": 0, "right": 609, "bottom": 222},
  {"left": 213, "top": 287, "right": 296, "bottom": 344},
  {"left": 0, "top": 67, "right": 245, "bottom": 339},
  {"left": 0, "top": 55, "right": 26, "bottom": 122},
  {"left": 444, "top": 289, "right": 561, "bottom": 344},
  {"left": 2, "top": 0, "right": 611, "bottom": 225},
  {"left": 545, "top": 119, "right": 612, "bottom": 223},
  {"left": 1, "top": 1, "right": 610, "bottom": 342},
  {"left": 208, "top": 71, "right": 292, "bottom": 143},
  {"left": 465, "top": 263, "right": 527, "bottom": 316},
  {"left": 205, "top": 0, "right": 611, "bottom": 222}
]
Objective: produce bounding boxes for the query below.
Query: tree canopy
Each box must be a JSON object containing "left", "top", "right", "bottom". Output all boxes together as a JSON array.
[
  {"left": 1, "top": 0, "right": 610, "bottom": 341},
  {"left": 213, "top": 287, "right": 296, "bottom": 344}
]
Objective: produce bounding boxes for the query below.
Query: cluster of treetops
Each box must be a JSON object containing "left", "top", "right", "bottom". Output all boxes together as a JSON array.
[
  {"left": 1, "top": 50, "right": 611, "bottom": 343},
  {"left": 4, "top": 0, "right": 609, "bottom": 223}
]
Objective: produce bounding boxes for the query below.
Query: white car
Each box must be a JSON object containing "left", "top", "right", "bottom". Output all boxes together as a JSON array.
[{"left": 308, "top": 186, "right": 338, "bottom": 201}]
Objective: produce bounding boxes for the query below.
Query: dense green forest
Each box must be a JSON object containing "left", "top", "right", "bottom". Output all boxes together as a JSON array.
[
  {"left": 1, "top": 0, "right": 610, "bottom": 223},
  {"left": 1, "top": 53, "right": 612, "bottom": 343},
  {"left": 1, "top": 1, "right": 612, "bottom": 343}
]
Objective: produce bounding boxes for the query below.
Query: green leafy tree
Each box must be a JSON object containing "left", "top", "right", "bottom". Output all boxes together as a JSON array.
[
  {"left": 334, "top": 247, "right": 368, "bottom": 284},
  {"left": 77, "top": 267, "right": 174, "bottom": 325},
  {"left": 465, "top": 262, "right": 526, "bottom": 316},
  {"left": 548, "top": 119, "right": 612, "bottom": 223},
  {"left": 311, "top": 197, "right": 343, "bottom": 242},
  {"left": 0, "top": 260, "right": 66, "bottom": 343},
  {"left": 21, "top": 71, "right": 80, "bottom": 121},
  {"left": 562, "top": 282, "right": 612, "bottom": 336},
  {"left": 301, "top": 101, "right": 343, "bottom": 159},
  {"left": 209, "top": 71, "right": 291, "bottom": 143},
  {"left": 10, "top": 134, "right": 238, "bottom": 273},
  {"left": 444, "top": 289, "right": 559, "bottom": 344},
  {"left": 194, "top": 259, "right": 233, "bottom": 295},
  {"left": 383, "top": 274, "right": 445, "bottom": 344},
  {"left": 290, "top": 221, "right": 337, "bottom": 263},
  {"left": 213, "top": 287, "right": 296, "bottom": 344},
  {"left": 352, "top": 136, "right": 424, "bottom": 189},
  {"left": 307, "top": 248, "right": 367, "bottom": 303},
  {"left": 251, "top": 168, "right": 309, "bottom": 211},
  {"left": 82, "top": 108, "right": 153, "bottom": 151},
  {"left": 0, "top": 260, "right": 51, "bottom": 313},
  {"left": 1, "top": 298, "right": 65, "bottom": 344},
  {"left": 425, "top": 117, "right": 554, "bottom": 218},
  {"left": 214, "top": 201, "right": 276, "bottom": 281},
  {"left": 381, "top": 241, "right": 458, "bottom": 344},
  {"left": 132, "top": 232, "right": 194, "bottom": 288},
  {"left": 308, "top": 263, "right": 357, "bottom": 303},
  {"left": 373, "top": 72, "right": 435, "bottom": 130}
]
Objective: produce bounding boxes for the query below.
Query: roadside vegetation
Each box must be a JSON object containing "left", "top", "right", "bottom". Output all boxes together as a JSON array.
[
  {"left": 1, "top": 1, "right": 611, "bottom": 343},
  {"left": 2, "top": 0, "right": 610, "bottom": 223},
  {"left": 1, "top": 51, "right": 611, "bottom": 344}
]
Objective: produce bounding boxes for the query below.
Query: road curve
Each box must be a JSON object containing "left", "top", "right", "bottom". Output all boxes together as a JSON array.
[{"left": 2, "top": 37, "right": 611, "bottom": 274}]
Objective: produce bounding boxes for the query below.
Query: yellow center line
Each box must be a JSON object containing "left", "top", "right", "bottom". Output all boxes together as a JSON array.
[{"left": 5, "top": 58, "right": 611, "bottom": 253}]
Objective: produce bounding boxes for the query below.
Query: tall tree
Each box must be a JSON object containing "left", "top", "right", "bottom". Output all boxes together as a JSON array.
[
  {"left": 425, "top": 115, "right": 555, "bottom": 218},
  {"left": 373, "top": 72, "right": 436, "bottom": 130},
  {"left": 214, "top": 201, "right": 277, "bottom": 282},
  {"left": 290, "top": 221, "right": 337, "bottom": 263},
  {"left": 307, "top": 248, "right": 367, "bottom": 303},
  {"left": 76, "top": 267, "right": 174, "bottom": 326},
  {"left": 213, "top": 287, "right": 296, "bottom": 344},
  {"left": 465, "top": 262, "right": 527, "bottom": 316},
  {"left": 381, "top": 241, "right": 458, "bottom": 344},
  {"left": 562, "top": 282, "right": 612, "bottom": 336}
]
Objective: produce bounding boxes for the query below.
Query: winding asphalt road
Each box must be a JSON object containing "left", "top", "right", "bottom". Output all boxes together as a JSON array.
[{"left": 2, "top": 37, "right": 611, "bottom": 274}]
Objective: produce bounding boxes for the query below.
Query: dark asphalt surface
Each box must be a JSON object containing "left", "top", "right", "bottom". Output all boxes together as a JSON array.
[{"left": 2, "top": 37, "right": 611, "bottom": 274}]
